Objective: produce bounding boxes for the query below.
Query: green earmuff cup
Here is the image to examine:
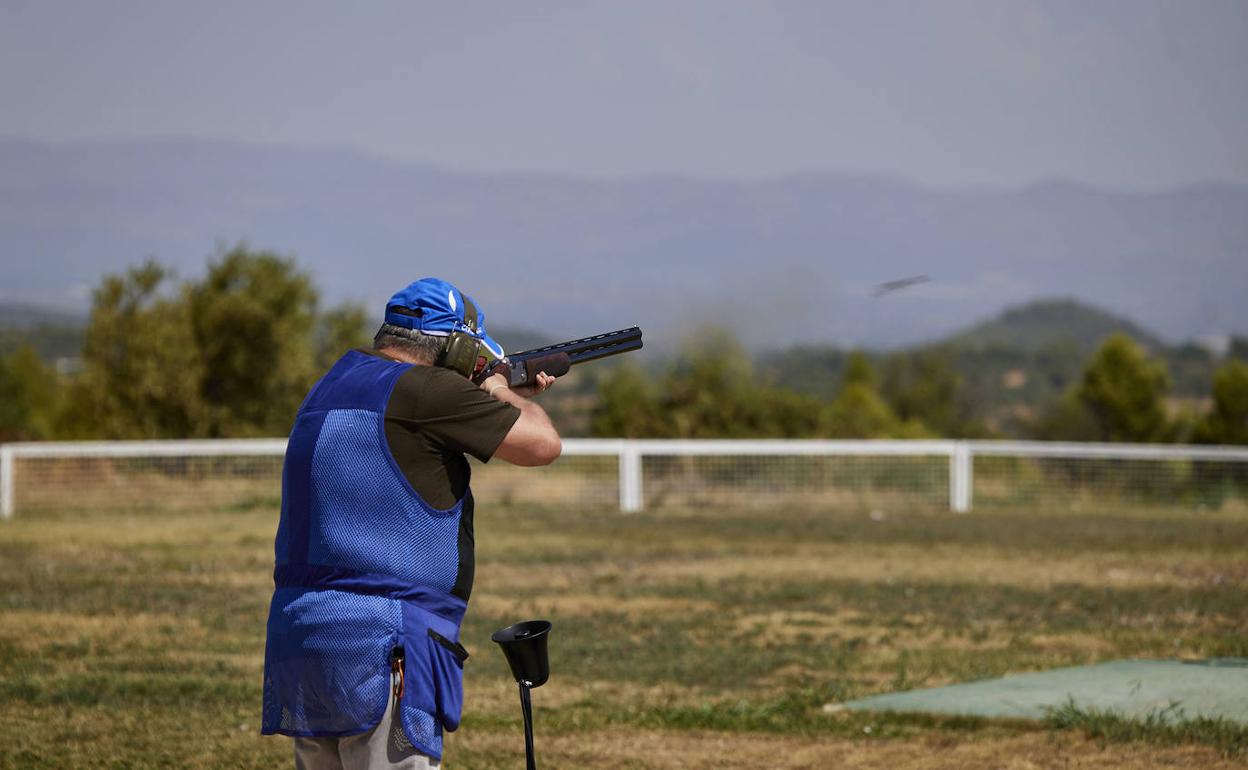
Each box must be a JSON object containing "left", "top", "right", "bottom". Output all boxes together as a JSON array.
[{"left": 440, "top": 332, "right": 482, "bottom": 378}]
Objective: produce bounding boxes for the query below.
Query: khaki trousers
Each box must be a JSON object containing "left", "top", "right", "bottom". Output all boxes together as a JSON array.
[{"left": 293, "top": 689, "right": 441, "bottom": 770}]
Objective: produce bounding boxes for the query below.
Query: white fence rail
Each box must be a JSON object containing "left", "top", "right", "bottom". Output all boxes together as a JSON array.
[{"left": 3, "top": 439, "right": 1248, "bottom": 519}]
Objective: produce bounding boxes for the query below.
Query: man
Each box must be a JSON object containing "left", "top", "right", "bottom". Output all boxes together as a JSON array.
[{"left": 261, "top": 278, "right": 561, "bottom": 769}]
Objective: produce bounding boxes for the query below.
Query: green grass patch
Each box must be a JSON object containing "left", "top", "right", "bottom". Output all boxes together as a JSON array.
[{"left": 1046, "top": 699, "right": 1248, "bottom": 758}]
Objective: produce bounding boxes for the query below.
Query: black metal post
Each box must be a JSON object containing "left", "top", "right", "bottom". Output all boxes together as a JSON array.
[{"left": 519, "top": 681, "right": 536, "bottom": 770}]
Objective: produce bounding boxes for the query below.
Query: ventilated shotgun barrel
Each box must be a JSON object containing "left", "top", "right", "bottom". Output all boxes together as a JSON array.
[{"left": 498, "top": 327, "right": 643, "bottom": 388}]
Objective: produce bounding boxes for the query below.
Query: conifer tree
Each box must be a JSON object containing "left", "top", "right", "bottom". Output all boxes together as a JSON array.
[{"left": 1076, "top": 334, "right": 1170, "bottom": 442}]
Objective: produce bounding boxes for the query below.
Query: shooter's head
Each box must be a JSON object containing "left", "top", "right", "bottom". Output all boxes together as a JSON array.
[{"left": 374, "top": 278, "right": 505, "bottom": 378}]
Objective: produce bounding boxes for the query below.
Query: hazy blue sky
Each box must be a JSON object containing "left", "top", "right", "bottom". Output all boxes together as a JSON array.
[{"left": 2, "top": 0, "right": 1246, "bottom": 189}]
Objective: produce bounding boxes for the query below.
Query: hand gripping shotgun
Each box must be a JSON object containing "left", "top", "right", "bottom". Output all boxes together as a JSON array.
[{"left": 476, "top": 327, "right": 643, "bottom": 388}]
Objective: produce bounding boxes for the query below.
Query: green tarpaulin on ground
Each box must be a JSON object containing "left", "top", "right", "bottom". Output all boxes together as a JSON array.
[{"left": 840, "top": 659, "right": 1248, "bottom": 723}]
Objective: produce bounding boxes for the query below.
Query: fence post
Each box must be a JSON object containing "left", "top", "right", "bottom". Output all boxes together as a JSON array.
[
  {"left": 1, "top": 444, "right": 13, "bottom": 520},
  {"left": 949, "top": 442, "right": 972, "bottom": 513},
  {"left": 619, "top": 442, "right": 643, "bottom": 513}
]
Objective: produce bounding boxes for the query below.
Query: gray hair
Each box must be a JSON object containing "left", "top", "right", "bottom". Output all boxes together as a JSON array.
[{"left": 373, "top": 324, "right": 444, "bottom": 364}]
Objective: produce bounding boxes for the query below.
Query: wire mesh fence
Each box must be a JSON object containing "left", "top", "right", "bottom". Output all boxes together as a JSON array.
[
  {"left": 470, "top": 453, "right": 621, "bottom": 509},
  {"left": 635, "top": 453, "right": 950, "bottom": 510},
  {"left": 2, "top": 439, "right": 1247, "bottom": 518},
  {"left": 972, "top": 452, "right": 1248, "bottom": 512},
  {"left": 2, "top": 441, "right": 287, "bottom": 515}
]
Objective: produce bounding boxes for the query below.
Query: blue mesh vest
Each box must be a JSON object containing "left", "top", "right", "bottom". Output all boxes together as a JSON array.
[{"left": 262, "top": 350, "right": 471, "bottom": 759}]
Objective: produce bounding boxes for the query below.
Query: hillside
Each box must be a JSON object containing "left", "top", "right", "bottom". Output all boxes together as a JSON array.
[
  {"left": 0, "top": 302, "right": 86, "bottom": 360},
  {"left": 761, "top": 298, "right": 1240, "bottom": 436},
  {"left": 0, "top": 302, "right": 85, "bottom": 329},
  {"left": 2, "top": 137, "right": 1246, "bottom": 350},
  {"left": 942, "top": 298, "right": 1165, "bottom": 353}
]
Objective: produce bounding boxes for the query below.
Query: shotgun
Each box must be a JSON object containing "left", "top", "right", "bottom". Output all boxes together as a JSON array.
[{"left": 478, "top": 327, "right": 643, "bottom": 388}]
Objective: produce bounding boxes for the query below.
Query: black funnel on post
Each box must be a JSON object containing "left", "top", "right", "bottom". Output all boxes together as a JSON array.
[
  {"left": 492, "top": 620, "right": 552, "bottom": 770},
  {"left": 492, "top": 620, "right": 551, "bottom": 687}
]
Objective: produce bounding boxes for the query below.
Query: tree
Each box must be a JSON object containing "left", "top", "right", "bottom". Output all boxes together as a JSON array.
[
  {"left": 880, "top": 349, "right": 975, "bottom": 436},
  {"left": 1031, "top": 390, "right": 1101, "bottom": 441},
  {"left": 590, "top": 339, "right": 941, "bottom": 440},
  {"left": 0, "top": 345, "right": 59, "bottom": 440},
  {"left": 189, "top": 246, "right": 318, "bottom": 436},
  {"left": 61, "top": 247, "right": 324, "bottom": 439},
  {"left": 591, "top": 329, "right": 831, "bottom": 439},
  {"left": 826, "top": 382, "right": 901, "bottom": 438},
  {"left": 663, "top": 331, "right": 754, "bottom": 438},
  {"left": 60, "top": 260, "right": 203, "bottom": 439},
  {"left": 1229, "top": 335, "right": 1248, "bottom": 363},
  {"left": 843, "top": 351, "right": 876, "bottom": 389},
  {"left": 317, "top": 303, "right": 372, "bottom": 372},
  {"left": 1075, "top": 334, "right": 1170, "bottom": 442},
  {"left": 826, "top": 352, "right": 927, "bottom": 438},
  {"left": 1194, "top": 360, "right": 1248, "bottom": 445},
  {"left": 591, "top": 364, "right": 662, "bottom": 438}
]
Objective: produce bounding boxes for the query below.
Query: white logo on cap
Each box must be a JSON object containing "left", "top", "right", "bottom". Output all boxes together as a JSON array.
[{"left": 447, "top": 290, "right": 457, "bottom": 312}]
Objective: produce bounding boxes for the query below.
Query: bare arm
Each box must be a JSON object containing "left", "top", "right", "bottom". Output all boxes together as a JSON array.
[{"left": 482, "top": 372, "right": 562, "bottom": 466}]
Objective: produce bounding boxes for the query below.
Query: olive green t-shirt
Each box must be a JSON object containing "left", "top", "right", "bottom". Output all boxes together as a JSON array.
[{"left": 358, "top": 349, "right": 520, "bottom": 600}]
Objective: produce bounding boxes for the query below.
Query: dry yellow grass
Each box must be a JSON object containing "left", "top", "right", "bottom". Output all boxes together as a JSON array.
[{"left": 1, "top": 501, "right": 1245, "bottom": 769}]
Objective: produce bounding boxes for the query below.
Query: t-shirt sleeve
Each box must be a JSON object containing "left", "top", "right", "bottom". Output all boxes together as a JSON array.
[{"left": 387, "top": 366, "right": 521, "bottom": 461}]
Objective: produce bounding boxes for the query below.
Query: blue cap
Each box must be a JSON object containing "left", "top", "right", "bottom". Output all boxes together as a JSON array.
[{"left": 384, "top": 278, "right": 505, "bottom": 359}]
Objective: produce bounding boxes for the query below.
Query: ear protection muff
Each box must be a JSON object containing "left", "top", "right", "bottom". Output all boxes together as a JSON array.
[
  {"left": 440, "top": 332, "right": 482, "bottom": 378},
  {"left": 438, "top": 295, "right": 496, "bottom": 380}
]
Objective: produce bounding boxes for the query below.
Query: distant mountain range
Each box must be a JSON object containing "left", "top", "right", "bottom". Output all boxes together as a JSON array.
[
  {"left": 0, "top": 301, "right": 87, "bottom": 361},
  {"left": 2, "top": 137, "right": 1246, "bottom": 349},
  {"left": 4, "top": 295, "right": 1227, "bottom": 364},
  {"left": 0, "top": 301, "right": 85, "bottom": 329}
]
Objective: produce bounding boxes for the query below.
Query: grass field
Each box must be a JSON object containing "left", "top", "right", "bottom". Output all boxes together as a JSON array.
[{"left": 1, "top": 500, "right": 1246, "bottom": 769}]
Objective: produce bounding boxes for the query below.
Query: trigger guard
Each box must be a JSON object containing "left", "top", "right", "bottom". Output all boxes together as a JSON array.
[{"left": 474, "top": 359, "right": 511, "bottom": 385}]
